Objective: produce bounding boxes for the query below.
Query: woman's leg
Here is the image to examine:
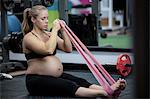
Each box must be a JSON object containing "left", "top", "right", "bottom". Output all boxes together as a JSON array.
[
  {"left": 75, "top": 78, "right": 126, "bottom": 97},
  {"left": 26, "top": 74, "right": 80, "bottom": 96},
  {"left": 89, "top": 78, "right": 126, "bottom": 91},
  {"left": 60, "top": 73, "right": 126, "bottom": 97},
  {"left": 89, "top": 84, "right": 104, "bottom": 90},
  {"left": 75, "top": 87, "right": 108, "bottom": 97},
  {"left": 60, "top": 73, "right": 108, "bottom": 97},
  {"left": 60, "top": 73, "right": 92, "bottom": 88}
]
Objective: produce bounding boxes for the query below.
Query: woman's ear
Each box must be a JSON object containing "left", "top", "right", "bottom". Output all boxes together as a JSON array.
[{"left": 31, "top": 17, "right": 36, "bottom": 23}]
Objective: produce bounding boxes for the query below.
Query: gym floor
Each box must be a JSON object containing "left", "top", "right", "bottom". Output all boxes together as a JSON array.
[{"left": 0, "top": 69, "right": 135, "bottom": 99}]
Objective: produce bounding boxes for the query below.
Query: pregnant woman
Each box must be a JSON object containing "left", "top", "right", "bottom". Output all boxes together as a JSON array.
[{"left": 22, "top": 5, "right": 126, "bottom": 98}]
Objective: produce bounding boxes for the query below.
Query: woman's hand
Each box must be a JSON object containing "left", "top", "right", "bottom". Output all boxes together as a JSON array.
[
  {"left": 52, "top": 19, "right": 61, "bottom": 32},
  {"left": 59, "top": 20, "right": 66, "bottom": 28}
]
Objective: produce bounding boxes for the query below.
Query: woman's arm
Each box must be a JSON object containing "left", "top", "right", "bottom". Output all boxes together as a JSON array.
[
  {"left": 57, "top": 29, "right": 72, "bottom": 53},
  {"left": 23, "top": 19, "right": 61, "bottom": 55}
]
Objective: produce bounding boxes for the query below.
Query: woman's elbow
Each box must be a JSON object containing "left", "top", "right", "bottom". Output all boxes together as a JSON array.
[
  {"left": 47, "top": 49, "right": 56, "bottom": 55},
  {"left": 66, "top": 48, "right": 72, "bottom": 53}
]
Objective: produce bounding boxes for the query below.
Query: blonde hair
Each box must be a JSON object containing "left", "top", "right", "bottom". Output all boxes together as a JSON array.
[{"left": 22, "top": 5, "right": 48, "bottom": 35}]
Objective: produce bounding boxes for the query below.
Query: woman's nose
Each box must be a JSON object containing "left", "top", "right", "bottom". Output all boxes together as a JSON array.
[{"left": 45, "top": 19, "right": 48, "bottom": 23}]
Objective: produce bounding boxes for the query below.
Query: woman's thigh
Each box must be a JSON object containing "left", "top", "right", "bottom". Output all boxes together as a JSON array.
[
  {"left": 26, "top": 74, "right": 79, "bottom": 96},
  {"left": 60, "top": 73, "right": 92, "bottom": 88}
]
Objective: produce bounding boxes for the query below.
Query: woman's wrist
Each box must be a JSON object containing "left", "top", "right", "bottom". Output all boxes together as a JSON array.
[
  {"left": 52, "top": 28, "right": 59, "bottom": 33},
  {"left": 60, "top": 28, "right": 65, "bottom": 33}
]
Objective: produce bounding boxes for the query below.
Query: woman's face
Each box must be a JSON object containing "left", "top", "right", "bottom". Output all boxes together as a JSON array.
[{"left": 34, "top": 10, "right": 49, "bottom": 30}]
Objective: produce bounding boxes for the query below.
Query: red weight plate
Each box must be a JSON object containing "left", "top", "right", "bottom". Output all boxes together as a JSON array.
[{"left": 116, "top": 54, "right": 132, "bottom": 77}]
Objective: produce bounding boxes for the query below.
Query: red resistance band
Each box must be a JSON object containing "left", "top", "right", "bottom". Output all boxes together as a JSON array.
[{"left": 59, "top": 21, "right": 122, "bottom": 97}]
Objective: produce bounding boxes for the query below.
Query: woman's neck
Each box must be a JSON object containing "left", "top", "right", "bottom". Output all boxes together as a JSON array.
[
  {"left": 32, "top": 27, "right": 44, "bottom": 35},
  {"left": 31, "top": 27, "right": 50, "bottom": 41}
]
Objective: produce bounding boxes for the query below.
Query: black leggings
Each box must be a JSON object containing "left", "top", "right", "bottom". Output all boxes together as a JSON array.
[{"left": 26, "top": 73, "right": 92, "bottom": 97}]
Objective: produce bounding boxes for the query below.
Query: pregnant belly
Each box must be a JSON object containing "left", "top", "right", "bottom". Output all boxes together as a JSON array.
[{"left": 26, "top": 56, "right": 63, "bottom": 77}]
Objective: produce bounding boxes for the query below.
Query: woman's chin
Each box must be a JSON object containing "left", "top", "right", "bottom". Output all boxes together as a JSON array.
[{"left": 43, "top": 28, "right": 48, "bottom": 31}]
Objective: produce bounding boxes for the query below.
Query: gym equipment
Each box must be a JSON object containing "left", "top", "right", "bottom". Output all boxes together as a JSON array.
[
  {"left": 60, "top": 21, "right": 126, "bottom": 97},
  {"left": 116, "top": 54, "right": 132, "bottom": 77},
  {"left": 2, "top": 0, "right": 15, "bottom": 11},
  {"left": 68, "top": 14, "right": 98, "bottom": 46},
  {"left": 103, "top": 54, "right": 132, "bottom": 77},
  {"left": 8, "top": 32, "right": 23, "bottom": 53},
  {"left": 42, "top": 0, "right": 54, "bottom": 7},
  {"left": 0, "top": 13, "right": 22, "bottom": 39},
  {"left": 3, "top": 32, "right": 23, "bottom": 53},
  {"left": 1, "top": 32, "right": 25, "bottom": 73},
  {"left": 0, "top": 62, "right": 25, "bottom": 73},
  {"left": 31, "top": 0, "right": 54, "bottom": 7}
]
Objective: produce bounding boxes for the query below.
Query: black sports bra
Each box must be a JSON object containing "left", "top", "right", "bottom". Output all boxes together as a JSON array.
[
  {"left": 25, "top": 49, "right": 56, "bottom": 60},
  {"left": 25, "top": 31, "right": 57, "bottom": 60}
]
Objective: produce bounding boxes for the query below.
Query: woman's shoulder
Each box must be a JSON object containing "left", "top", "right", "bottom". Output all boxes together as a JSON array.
[
  {"left": 23, "top": 32, "right": 34, "bottom": 41},
  {"left": 23, "top": 32, "right": 39, "bottom": 47},
  {"left": 23, "top": 32, "right": 43, "bottom": 44}
]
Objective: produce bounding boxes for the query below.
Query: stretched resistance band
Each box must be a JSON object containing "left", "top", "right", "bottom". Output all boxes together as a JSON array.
[
  {"left": 64, "top": 23, "right": 116, "bottom": 85},
  {"left": 59, "top": 21, "right": 119, "bottom": 96}
]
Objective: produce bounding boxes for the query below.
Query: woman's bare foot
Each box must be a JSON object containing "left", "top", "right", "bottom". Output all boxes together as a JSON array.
[{"left": 111, "top": 78, "right": 126, "bottom": 91}]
